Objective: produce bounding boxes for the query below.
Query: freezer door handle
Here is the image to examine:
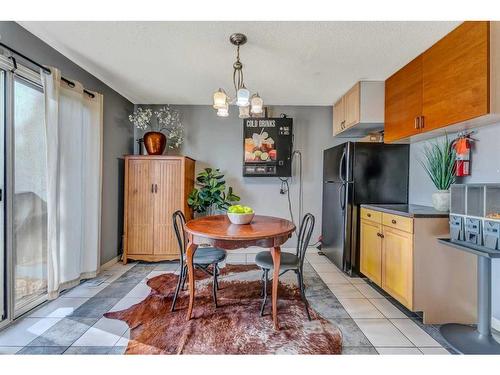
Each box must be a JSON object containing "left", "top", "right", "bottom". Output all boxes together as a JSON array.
[
  {"left": 339, "top": 183, "right": 346, "bottom": 211},
  {"left": 339, "top": 149, "right": 346, "bottom": 183}
]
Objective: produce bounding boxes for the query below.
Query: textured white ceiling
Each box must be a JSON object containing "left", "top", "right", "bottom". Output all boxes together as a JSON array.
[{"left": 19, "top": 21, "right": 460, "bottom": 105}]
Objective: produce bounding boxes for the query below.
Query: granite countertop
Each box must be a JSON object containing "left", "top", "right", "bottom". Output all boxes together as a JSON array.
[{"left": 360, "top": 204, "right": 449, "bottom": 218}]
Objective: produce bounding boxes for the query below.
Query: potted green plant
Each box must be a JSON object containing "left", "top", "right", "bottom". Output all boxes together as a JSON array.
[
  {"left": 187, "top": 168, "right": 240, "bottom": 215},
  {"left": 420, "top": 136, "right": 456, "bottom": 211}
]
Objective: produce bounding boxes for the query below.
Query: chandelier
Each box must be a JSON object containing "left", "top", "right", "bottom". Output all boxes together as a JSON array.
[{"left": 212, "top": 33, "right": 263, "bottom": 118}]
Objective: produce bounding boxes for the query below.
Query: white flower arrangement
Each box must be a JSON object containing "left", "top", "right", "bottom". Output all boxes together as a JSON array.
[
  {"left": 129, "top": 105, "right": 184, "bottom": 149},
  {"left": 129, "top": 108, "right": 152, "bottom": 130}
]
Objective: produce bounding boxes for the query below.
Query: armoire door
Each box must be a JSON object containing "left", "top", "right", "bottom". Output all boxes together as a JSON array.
[
  {"left": 126, "top": 160, "right": 154, "bottom": 255},
  {"left": 152, "top": 159, "right": 182, "bottom": 256}
]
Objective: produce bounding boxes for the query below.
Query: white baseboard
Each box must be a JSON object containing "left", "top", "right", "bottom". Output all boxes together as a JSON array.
[
  {"left": 492, "top": 316, "right": 500, "bottom": 333},
  {"left": 100, "top": 255, "right": 120, "bottom": 270}
]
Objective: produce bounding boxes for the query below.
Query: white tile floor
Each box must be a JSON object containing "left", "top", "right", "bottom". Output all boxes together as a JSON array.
[
  {"left": 0, "top": 249, "right": 451, "bottom": 355},
  {"left": 304, "top": 249, "right": 448, "bottom": 355},
  {"left": 0, "top": 317, "right": 62, "bottom": 346}
]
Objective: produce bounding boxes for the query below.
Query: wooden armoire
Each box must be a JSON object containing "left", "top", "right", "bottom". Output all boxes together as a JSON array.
[{"left": 122, "top": 155, "right": 195, "bottom": 263}]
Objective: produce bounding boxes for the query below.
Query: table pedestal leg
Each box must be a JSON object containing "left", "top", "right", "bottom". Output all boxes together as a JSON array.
[
  {"left": 185, "top": 240, "right": 198, "bottom": 321},
  {"left": 440, "top": 256, "right": 500, "bottom": 354},
  {"left": 271, "top": 246, "right": 281, "bottom": 330}
]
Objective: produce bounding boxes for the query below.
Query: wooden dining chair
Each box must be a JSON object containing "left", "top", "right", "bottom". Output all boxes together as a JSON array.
[
  {"left": 171, "top": 210, "right": 227, "bottom": 312},
  {"left": 255, "top": 213, "right": 315, "bottom": 320}
]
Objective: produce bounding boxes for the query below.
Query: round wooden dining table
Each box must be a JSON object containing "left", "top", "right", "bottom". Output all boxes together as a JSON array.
[{"left": 184, "top": 214, "right": 295, "bottom": 330}]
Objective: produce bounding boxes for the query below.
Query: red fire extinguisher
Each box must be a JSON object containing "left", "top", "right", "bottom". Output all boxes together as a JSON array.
[{"left": 453, "top": 132, "right": 474, "bottom": 177}]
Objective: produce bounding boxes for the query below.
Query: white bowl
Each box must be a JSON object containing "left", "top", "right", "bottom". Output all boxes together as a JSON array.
[{"left": 227, "top": 212, "right": 255, "bottom": 225}]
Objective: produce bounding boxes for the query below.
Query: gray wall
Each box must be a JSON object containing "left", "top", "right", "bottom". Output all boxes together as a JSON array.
[
  {"left": 136, "top": 105, "right": 348, "bottom": 247},
  {"left": 0, "top": 22, "right": 134, "bottom": 265},
  {"left": 409, "top": 122, "right": 500, "bottom": 323}
]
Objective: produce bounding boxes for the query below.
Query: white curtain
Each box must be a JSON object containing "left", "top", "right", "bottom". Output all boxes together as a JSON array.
[{"left": 42, "top": 67, "right": 103, "bottom": 299}]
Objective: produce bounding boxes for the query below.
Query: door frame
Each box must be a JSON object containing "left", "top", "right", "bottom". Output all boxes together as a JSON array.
[{"left": 0, "top": 56, "right": 48, "bottom": 329}]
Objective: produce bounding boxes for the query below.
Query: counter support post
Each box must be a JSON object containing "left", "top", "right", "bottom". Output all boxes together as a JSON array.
[
  {"left": 477, "top": 256, "right": 491, "bottom": 336},
  {"left": 439, "top": 248, "right": 500, "bottom": 354}
]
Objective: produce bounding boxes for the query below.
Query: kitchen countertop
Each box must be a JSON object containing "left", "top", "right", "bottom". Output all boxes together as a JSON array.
[{"left": 360, "top": 204, "right": 449, "bottom": 218}]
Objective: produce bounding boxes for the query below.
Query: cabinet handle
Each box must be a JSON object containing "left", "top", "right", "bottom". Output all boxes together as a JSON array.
[
  {"left": 420, "top": 115, "right": 425, "bottom": 129},
  {"left": 367, "top": 213, "right": 371, "bottom": 217},
  {"left": 414, "top": 116, "right": 420, "bottom": 129},
  {"left": 154, "top": 184, "right": 158, "bottom": 193},
  {"left": 391, "top": 219, "right": 397, "bottom": 224},
  {"left": 151, "top": 184, "right": 154, "bottom": 193},
  {"left": 377, "top": 232, "right": 384, "bottom": 238}
]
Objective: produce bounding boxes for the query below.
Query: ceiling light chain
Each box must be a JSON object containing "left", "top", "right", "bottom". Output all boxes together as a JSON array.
[{"left": 213, "top": 33, "right": 263, "bottom": 118}]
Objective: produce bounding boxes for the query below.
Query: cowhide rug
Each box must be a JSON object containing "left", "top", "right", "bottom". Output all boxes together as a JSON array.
[{"left": 104, "top": 264, "right": 342, "bottom": 354}]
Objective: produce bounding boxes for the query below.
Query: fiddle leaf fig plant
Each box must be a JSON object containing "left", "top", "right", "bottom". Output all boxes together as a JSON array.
[{"left": 187, "top": 168, "right": 240, "bottom": 213}]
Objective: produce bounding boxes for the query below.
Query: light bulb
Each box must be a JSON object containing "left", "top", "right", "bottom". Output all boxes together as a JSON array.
[
  {"left": 213, "top": 88, "right": 227, "bottom": 109},
  {"left": 217, "top": 102, "right": 229, "bottom": 117},
  {"left": 239, "top": 105, "right": 250, "bottom": 119},
  {"left": 250, "top": 93, "right": 263, "bottom": 114},
  {"left": 236, "top": 86, "right": 250, "bottom": 107}
]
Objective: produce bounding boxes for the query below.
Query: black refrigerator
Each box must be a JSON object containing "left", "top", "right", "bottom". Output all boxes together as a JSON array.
[{"left": 321, "top": 142, "right": 409, "bottom": 275}]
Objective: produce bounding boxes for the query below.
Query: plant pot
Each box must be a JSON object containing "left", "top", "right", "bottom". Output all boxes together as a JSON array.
[
  {"left": 432, "top": 190, "right": 450, "bottom": 212},
  {"left": 144, "top": 131, "right": 166, "bottom": 155},
  {"left": 194, "top": 205, "right": 223, "bottom": 218}
]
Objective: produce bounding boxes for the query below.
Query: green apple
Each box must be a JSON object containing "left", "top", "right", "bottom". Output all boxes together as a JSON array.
[{"left": 228, "top": 205, "right": 253, "bottom": 214}]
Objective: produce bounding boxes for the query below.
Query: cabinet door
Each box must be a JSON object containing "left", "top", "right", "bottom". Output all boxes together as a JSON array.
[
  {"left": 382, "top": 226, "right": 413, "bottom": 309},
  {"left": 333, "top": 97, "right": 345, "bottom": 135},
  {"left": 126, "top": 160, "right": 154, "bottom": 255},
  {"left": 384, "top": 55, "right": 423, "bottom": 142},
  {"left": 360, "top": 219, "right": 383, "bottom": 286},
  {"left": 152, "top": 159, "right": 183, "bottom": 256},
  {"left": 344, "top": 83, "right": 360, "bottom": 129},
  {"left": 422, "top": 21, "right": 489, "bottom": 131}
]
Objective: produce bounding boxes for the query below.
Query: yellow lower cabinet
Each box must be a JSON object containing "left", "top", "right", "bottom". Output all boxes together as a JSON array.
[
  {"left": 382, "top": 226, "right": 413, "bottom": 309},
  {"left": 360, "top": 219, "right": 383, "bottom": 286}
]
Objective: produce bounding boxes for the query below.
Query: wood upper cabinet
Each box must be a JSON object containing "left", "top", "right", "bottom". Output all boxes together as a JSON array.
[
  {"left": 333, "top": 81, "right": 384, "bottom": 137},
  {"left": 384, "top": 55, "right": 423, "bottom": 143},
  {"left": 333, "top": 97, "right": 345, "bottom": 135},
  {"left": 385, "top": 21, "right": 498, "bottom": 142},
  {"left": 344, "top": 83, "right": 361, "bottom": 128},
  {"left": 360, "top": 219, "right": 383, "bottom": 286},
  {"left": 123, "top": 156, "right": 195, "bottom": 263},
  {"left": 381, "top": 226, "right": 413, "bottom": 310},
  {"left": 422, "top": 21, "right": 490, "bottom": 131}
]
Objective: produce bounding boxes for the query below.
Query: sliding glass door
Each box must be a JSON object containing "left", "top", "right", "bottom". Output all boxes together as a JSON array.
[
  {"left": 0, "top": 58, "right": 49, "bottom": 324},
  {"left": 12, "top": 76, "right": 48, "bottom": 316}
]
